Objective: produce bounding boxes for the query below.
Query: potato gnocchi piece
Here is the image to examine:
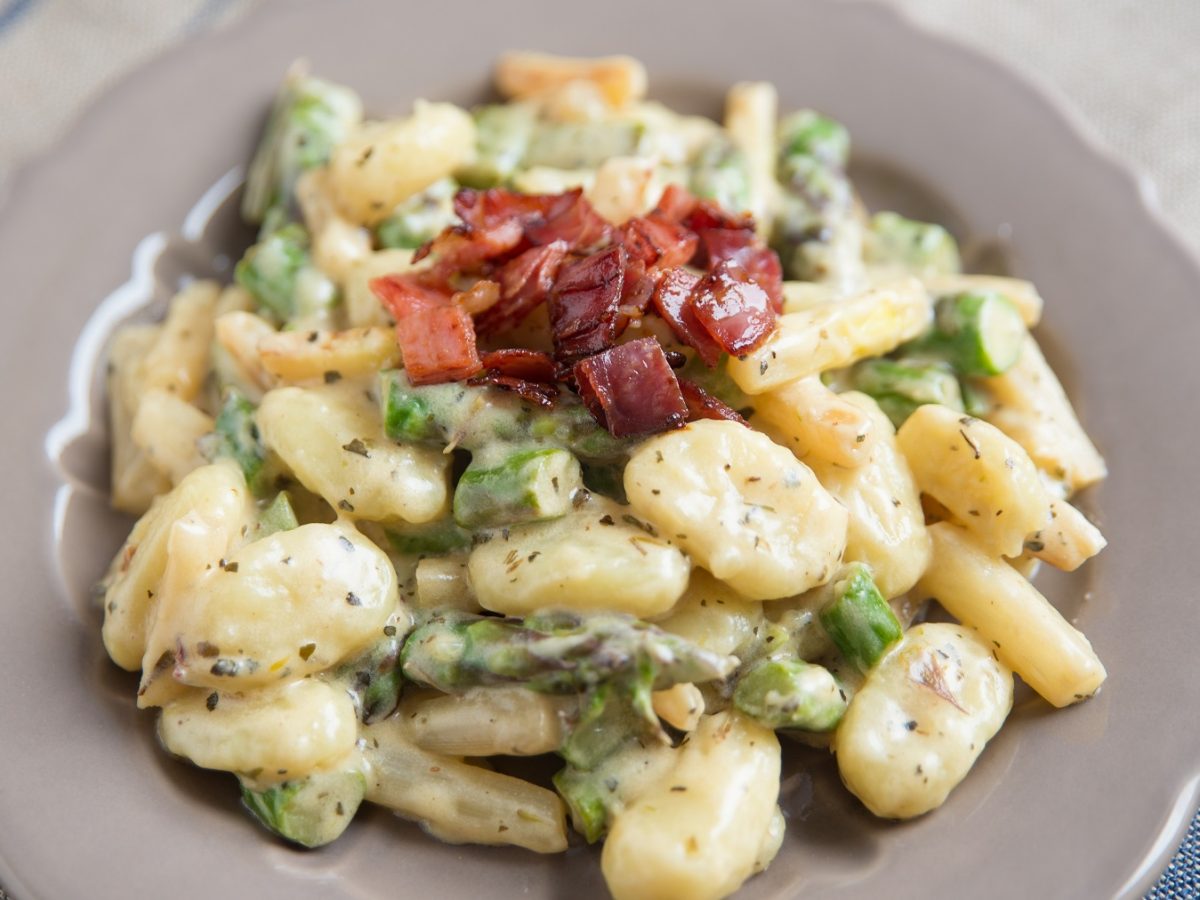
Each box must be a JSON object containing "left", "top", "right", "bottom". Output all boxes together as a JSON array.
[
  {"left": 343, "top": 248, "right": 419, "bottom": 327},
  {"left": 495, "top": 51, "right": 647, "bottom": 109},
  {"left": 107, "top": 323, "right": 172, "bottom": 514},
  {"left": 624, "top": 420, "right": 847, "bottom": 601},
  {"left": 835, "top": 622, "right": 1013, "bottom": 819},
  {"left": 806, "top": 392, "right": 931, "bottom": 599},
  {"left": 214, "top": 310, "right": 278, "bottom": 395},
  {"left": 753, "top": 376, "right": 880, "bottom": 469},
  {"left": 294, "top": 167, "right": 373, "bottom": 282},
  {"left": 102, "top": 461, "right": 255, "bottom": 671},
  {"left": 159, "top": 679, "right": 358, "bottom": 779},
  {"left": 655, "top": 568, "right": 765, "bottom": 657},
  {"left": 587, "top": 156, "right": 658, "bottom": 224},
  {"left": 257, "top": 381, "right": 449, "bottom": 524},
  {"left": 467, "top": 494, "right": 690, "bottom": 618},
  {"left": 329, "top": 102, "right": 475, "bottom": 226},
  {"left": 258, "top": 325, "right": 400, "bottom": 383},
  {"left": 601, "top": 712, "right": 781, "bottom": 900},
  {"left": 140, "top": 520, "right": 398, "bottom": 702},
  {"left": 727, "top": 277, "right": 933, "bottom": 394},
  {"left": 651, "top": 683, "right": 705, "bottom": 732},
  {"left": 140, "top": 279, "right": 220, "bottom": 402},
  {"left": 130, "top": 388, "right": 214, "bottom": 485},
  {"left": 897, "top": 404, "right": 1052, "bottom": 559}
]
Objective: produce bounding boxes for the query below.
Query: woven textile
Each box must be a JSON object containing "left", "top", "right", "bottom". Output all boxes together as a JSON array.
[{"left": 0, "top": 1, "right": 1195, "bottom": 897}]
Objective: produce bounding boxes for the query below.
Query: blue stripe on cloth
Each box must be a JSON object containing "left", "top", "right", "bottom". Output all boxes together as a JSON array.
[{"left": 0, "top": 0, "right": 35, "bottom": 35}]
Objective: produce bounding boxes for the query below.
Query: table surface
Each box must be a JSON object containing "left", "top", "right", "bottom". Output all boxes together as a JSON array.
[{"left": 0, "top": 1, "right": 1196, "bottom": 897}]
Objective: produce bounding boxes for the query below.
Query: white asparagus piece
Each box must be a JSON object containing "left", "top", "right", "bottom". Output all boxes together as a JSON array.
[{"left": 913, "top": 522, "right": 1106, "bottom": 707}]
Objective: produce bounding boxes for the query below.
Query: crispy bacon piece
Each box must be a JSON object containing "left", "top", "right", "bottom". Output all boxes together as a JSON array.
[
  {"left": 524, "top": 188, "right": 614, "bottom": 250},
  {"left": 677, "top": 378, "right": 747, "bottom": 425},
  {"left": 468, "top": 374, "right": 559, "bottom": 408},
  {"left": 650, "top": 267, "right": 722, "bottom": 367},
  {"left": 690, "top": 261, "right": 776, "bottom": 356},
  {"left": 370, "top": 274, "right": 482, "bottom": 385},
  {"left": 574, "top": 338, "right": 688, "bottom": 438},
  {"left": 474, "top": 241, "right": 568, "bottom": 335},
  {"left": 549, "top": 246, "right": 626, "bottom": 362},
  {"left": 651, "top": 183, "right": 698, "bottom": 224},
  {"left": 452, "top": 279, "right": 502, "bottom": 315},
  {"left": 478, "top": 348, "right": 558, "bottom": 383},
  {"left": 697, "top": 228, "right": 784, "bottom": 313},
  {"left": 620, "top": 214, "right": 698, "bottom": 270}
]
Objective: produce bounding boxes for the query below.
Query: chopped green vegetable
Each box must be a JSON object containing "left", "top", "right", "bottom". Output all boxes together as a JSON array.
[
  {"left": 210, "top": 388, "right": 271, "bottom": 495},
  {"left": 819, "top": 563, "right": 903, "bottom": 673},
  {"left": 455, "top": 103, "right": 538, "bottom": 188},
  {"left": 242, "top": 71, "right": 362, "bottom": 228},
  {"left": 733, "top": 657, "right": 847, "bottom": 731},
  {"left": 690, "top": 136, "right": 751, "bottom": 214},
  {"left": 240, "top": 769, "right": 366, "bottom": 848},
  {"left": 400, "top": 610, "right": 735, "bottom": 696},
  {"left": 375, "top": 177, "right": 458, "bottom": 249},
  {"left": 777, "top": 109, "right": 850, "bottom": 169},
  {"left": 453, "top": 447, "right": 583, "bottom": 529},
  {"left": 865, "top": 211, "right": 961, "bottom": 276},
  {"left": 338, "top": 631, "right": 407, "bottom": 724},
  {"left": 553, "top": 765, "right": 610, "bottom": 843},
  {"left": 524, "top": 120, "right": 644, "bottom": 170},
  {"left": 848, "top": 357, "right": 965, "bottom": 428},
  {"left": 257, "top": 491, "right": 299, "bottom": 537},
  {"left": 385, "top": 518, "right": 472, "bottom": 556},
  {"left": 235, "top": 223, "right": 310, "bottom": 319},
  {"left": 924, "top": 290, "right": 1026, "bottom": 377}
]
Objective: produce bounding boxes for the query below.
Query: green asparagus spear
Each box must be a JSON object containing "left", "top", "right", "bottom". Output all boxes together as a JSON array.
[
  {"left": 924, "top": 291, "right": 1026, "bottom": 377},
  {"left": 777, "top": 110, "right": 850, "bottom": 169},
  {"left": 770, "top": 109, "right": 857, "bottom": 282},
  {"left": 385, "top": 518, "right": 472, "bottom": 556},
  {"left": 400, "top": 610, "right": 735, "bottom": 696},
  {"left": 338, "top": 630, "right": 406, "bottom": 724},
  {"left": 240, "top": 768, "right": 366, "bottom": 848},
  {"left": 235, "top": 223, "right": 338, "bottom": 323},
  {"left": 733, "top": 657, "right": 847, "bottom": 731},
  {"left": 818, "top": 563, "right": 903, "bottom": 673},
  {"left": 455, "top": 103, "right": 538, "bottom": 188},
  {"left": 453, "top": 447, "right": 583, "bottom": 529},
  {"left": 242, "top": 71, "right": 362, "bottom": 228},
  {"left": 209, "top": 388, "right": 271, "bottom": 496},
  {"left": 847, "top": 357, "right": 965, "bottom": 428},
  {"left": 524, "top": 120, "right": 645, "bottom": 170},
  {"left": 553, "top": 738, "right": 675, "bottom": 843},
  {"left": 379, "top": 369, "right": 629, "bottom": 461},
  {"left": 865, "top": 211, "right": 961, "bottom": 276},
  {"left": 375, "top": 177, "right": 458, "bottom": 249},
  {"left": 559, "top": 677, "right": 657, "bottom": 771},
  {"left": 690, "top": 136, "right": 752, "bottom": 214}
]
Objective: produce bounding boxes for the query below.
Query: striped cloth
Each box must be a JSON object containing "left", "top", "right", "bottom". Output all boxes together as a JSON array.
[{"left": 0, "top": 2, "right": 1196, "bottom": 897}]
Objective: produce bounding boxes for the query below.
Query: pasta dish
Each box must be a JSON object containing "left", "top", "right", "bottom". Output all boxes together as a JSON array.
[{"left": 99, "top": 51, "right": 1108, "bottom": 900}]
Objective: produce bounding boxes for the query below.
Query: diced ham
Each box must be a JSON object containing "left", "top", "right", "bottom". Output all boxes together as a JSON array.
[
  {"left": 370, "top": 274, "right": 482, "bottom": 385},
  {"left": 478, "top": 348, "right": 558, "bottom": 383},
  {"left": 690, "top": 261, "right": 776, "bottom": 356},
  {"left": 468, "top": 373, "right": 559, "bottom": 407},
  {"left": 697, "top": 228, "right": 784, "bottom": 313},
  {"left": 524, "top": 188, "right": 613, "bottom": 250},
  {"left": 573, "top": 338, "right": 688, "bottom": 438},
  {"left": 677, "top": 378, "right": 747, "bottom": 425},
  {"left": 650, "top": 267, "right": 722, "bottom": 367},
  {"left": 474, "top": 241, "right": 568, "bottom": 335},
  {"left": 549, "top": 246, "right": 626, "bottom": 362},
  {"left": 651, "top": 183, "right": 697, "bottom": 223},
  {"left": 620, "top": 214, "right": 698, "bottom": 270}
]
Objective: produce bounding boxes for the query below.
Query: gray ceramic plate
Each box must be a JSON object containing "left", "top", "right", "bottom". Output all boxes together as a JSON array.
[{"left": 2, "top": 1, "right": 1199, "bottom": 898}]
